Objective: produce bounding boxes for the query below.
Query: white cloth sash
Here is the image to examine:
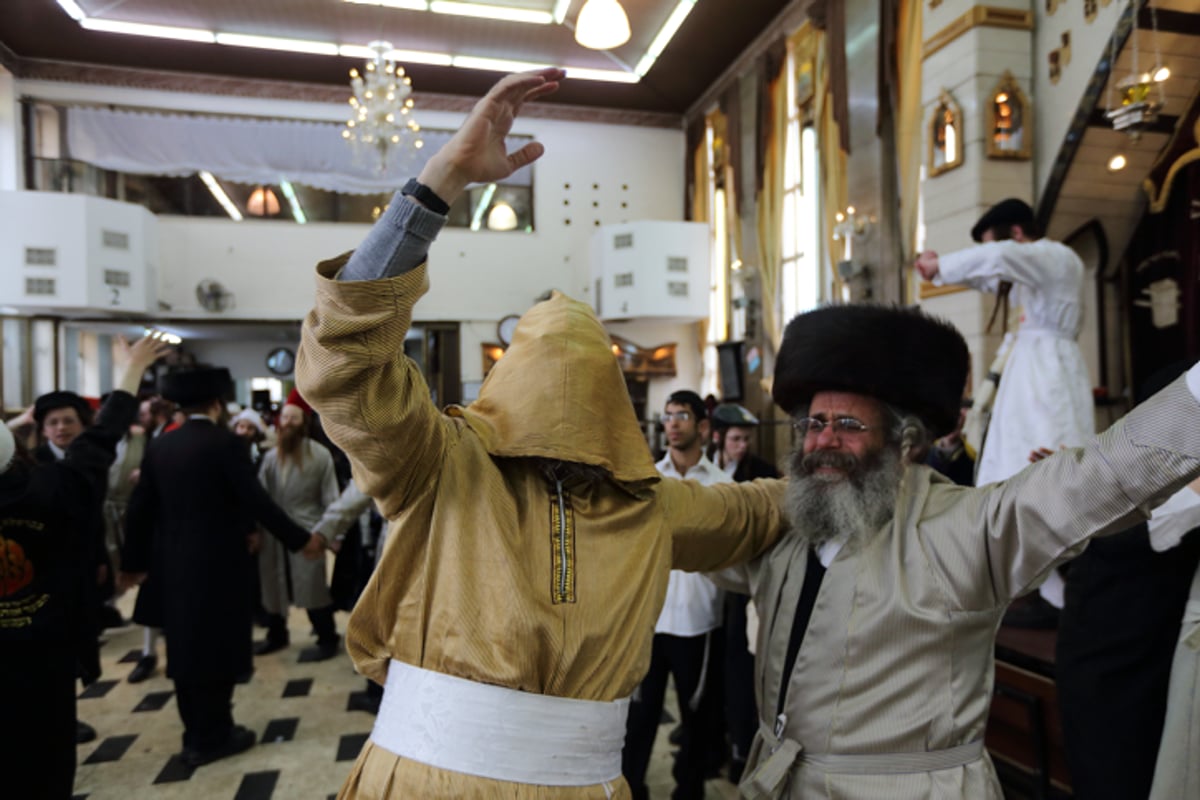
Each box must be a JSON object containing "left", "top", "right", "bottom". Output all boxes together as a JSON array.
[{"left": 370, "top": 659, "right": 629, "bottom": 786}]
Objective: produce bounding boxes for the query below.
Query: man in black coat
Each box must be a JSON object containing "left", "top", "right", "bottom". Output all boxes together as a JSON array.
[
  {"left": 31, "top": 389, "right": 112, "bottom": 744},
  {"left": 1, "top": 336, "right": 167, "bottom": 800},
  {"left": 121, "top": 367, "right": 324, "bottom": 767}
]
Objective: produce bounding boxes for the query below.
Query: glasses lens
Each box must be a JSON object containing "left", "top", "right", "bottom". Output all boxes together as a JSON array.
[
  {"left": 795, "top": 417, "right": 822, "bottom": 434},
  {"left": 833, "top": 418, "right": 868, "bottom": 434}
]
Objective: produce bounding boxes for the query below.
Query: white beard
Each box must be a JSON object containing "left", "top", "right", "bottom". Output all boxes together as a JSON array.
[{"left": 783, "top": 446, "right": 904, "bottom": 551}]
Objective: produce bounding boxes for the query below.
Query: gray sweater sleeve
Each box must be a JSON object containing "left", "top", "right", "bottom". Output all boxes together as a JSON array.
[{"left": 339, "top": 191, "right": 448, "bottom": 281}]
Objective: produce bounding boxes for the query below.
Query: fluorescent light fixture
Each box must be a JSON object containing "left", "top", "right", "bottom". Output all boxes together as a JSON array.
[
  {"left": 430, "top": 1, "right": 553, "bottom": 24},
  {"left": 470, "top": 183, "right": 498, "bottom": 231},
  {"left": 552, "top": 0, "right": 573, "bottom": 24},
  {"left": 199, "top": 171, "right": 244, "bottom": 221},
  {"left": 452, "top": 55, "right": 548, "bottom": 73},
  {"left": 338, "top": 43, "right": 453, "bottom": 66},
  {"left": 55, "top": 0, "right": 86, "bottom": 21},
  {"left": 343, "top": 0, "right": 429, "bottom": 9},
  {"left": 279, "top": 180, "right": 308, "bottom": 224},
  {"left": 80, "top": 18, "right": 217, "bottom": 44},
  {"left": 216, "top": 32, "right": 340, "bottom": 56},
  {"left": 635, "top": 0, "right": 697, "bottom": 76},
  {"left": 562, "top": 66, "right": 638, "bottom": 84}
]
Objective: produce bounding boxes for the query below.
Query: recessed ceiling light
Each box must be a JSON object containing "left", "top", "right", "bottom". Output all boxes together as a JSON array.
[
  {"left": 635, "top": 0, "right": 698, "bottom": 76},
  {"left": 430, "top": 1, "right": 553, "bottom": 24},
  {"left": 215, "top": 33, "right": 340, "bottom": 56},
  {"left": 1107, "top": 154, "right": 1127, "bottom": 172},
  {"left": 80, "top": 18, "right": 217, "bottom": 44},
  {"left": 343, "top": 0, "right": 429, "bottom": 9},
  {"left": 1153, "top": 66, "right": 1170, "bottom": 82}
]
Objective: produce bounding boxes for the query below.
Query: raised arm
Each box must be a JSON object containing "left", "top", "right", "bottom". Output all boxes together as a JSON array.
[
  {"left": 660, "top": 477, "right": 788, "bottom": 573},
  {"left": 925, "top": 366, "right": 1200, "bottom": 607},
  {"left": 296, "top": 68, "right": 564, "bottom": 517},
  {"left": 922, "top": 239, "right": 1077, "bottom": 294}
]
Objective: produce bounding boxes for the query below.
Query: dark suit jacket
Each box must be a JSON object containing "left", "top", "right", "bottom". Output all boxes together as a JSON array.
[
  {"left": 123, "top": 418, "right": 310, "bottom": 683},
  {"left": 732, "top": 453, "right": 780, "bottom": 483}
]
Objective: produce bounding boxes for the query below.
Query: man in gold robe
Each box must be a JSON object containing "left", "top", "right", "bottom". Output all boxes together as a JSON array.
[{"left": 296, "top": 69, "right": 787, "bottom": 799}]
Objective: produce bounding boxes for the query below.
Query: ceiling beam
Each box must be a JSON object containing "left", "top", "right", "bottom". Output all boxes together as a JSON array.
[{"left": 1138, "top": 7, "right": 1200, "bottom": 37}]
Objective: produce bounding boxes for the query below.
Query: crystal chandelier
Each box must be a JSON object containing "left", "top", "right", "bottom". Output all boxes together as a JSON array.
[{"left": 342, "top": 41, "right": 423, "bottom": 171}]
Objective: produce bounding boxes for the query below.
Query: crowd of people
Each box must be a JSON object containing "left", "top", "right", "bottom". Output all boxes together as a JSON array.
[{"left": 3, "top": 68, "right": 1199, "bottom": 800}]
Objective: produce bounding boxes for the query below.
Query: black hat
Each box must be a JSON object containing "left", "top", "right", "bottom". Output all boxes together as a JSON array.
[
  {"left": 711, "top": 403, "right": 759, "bottom": 429},
  {"left": 161, "top": 368, "right": 233, "bottom": 407},
  {"left": 34, "top": 390, "right": 92, "bottom": 429},
  {"left": 970, "top": 198, "right": 1035, "bottom": 242},
  {"left": 772, "top": 304, "right": 969, "bottom": 437}
]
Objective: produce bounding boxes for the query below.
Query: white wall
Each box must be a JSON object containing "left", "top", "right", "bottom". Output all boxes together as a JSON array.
[
  {"left": 12, "top": 78, "right": 690, "bottom": 390},
  {"left": 0, "top": 67, "right": 18, "bottom": 191},
  {"left": 1032, "top": 0, "right": 1124, "bottom": 196}
]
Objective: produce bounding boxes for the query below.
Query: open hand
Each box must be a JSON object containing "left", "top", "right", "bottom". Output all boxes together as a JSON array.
[{"left": 417, "top": 67, "right": 564, "bottom": 206}]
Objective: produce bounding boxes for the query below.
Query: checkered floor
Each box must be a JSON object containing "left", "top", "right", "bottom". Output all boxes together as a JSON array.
[{"left": 72, "top": 591, "right": 739, "bottom": 799}]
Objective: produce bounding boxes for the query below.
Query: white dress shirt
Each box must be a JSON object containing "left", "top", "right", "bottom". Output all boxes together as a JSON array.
[{"left": 654, "top": 452, "right": 731, "bottom": 636}]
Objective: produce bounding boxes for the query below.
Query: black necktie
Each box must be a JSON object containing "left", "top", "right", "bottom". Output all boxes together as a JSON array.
[{"left": 777, "top": 549, "right": 827, "bottom": 716}]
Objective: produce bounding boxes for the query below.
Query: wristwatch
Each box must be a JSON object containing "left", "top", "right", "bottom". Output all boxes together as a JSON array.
[{"left": 401, "top": 178, "right": 450, "bottom": 215}]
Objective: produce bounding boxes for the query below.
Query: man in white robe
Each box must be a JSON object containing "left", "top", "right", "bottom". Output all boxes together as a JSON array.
[{"left": 916, "top": 198, "right": 1093, "bottom": 617}]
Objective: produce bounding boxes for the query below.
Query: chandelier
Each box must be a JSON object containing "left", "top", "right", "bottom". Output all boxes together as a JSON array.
[
  {"left": 1104, "top": 0, "right": 1168, "bottom": 139},
  {"left": 342, "top": 41, "right": 423, "bottom": 171}
]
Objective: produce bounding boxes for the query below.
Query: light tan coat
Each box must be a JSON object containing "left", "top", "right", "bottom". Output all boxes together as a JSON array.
[{"left": 720, "top": 378, "right": 1200, "bottom": 799}]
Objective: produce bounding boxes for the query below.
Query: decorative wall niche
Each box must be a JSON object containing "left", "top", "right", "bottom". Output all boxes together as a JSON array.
[
  {"left": 986, "top": 71, "right": 1032, "bottom": 160},
  {"left": 928, "top": 90, "right": 964, "bottom": 177}
]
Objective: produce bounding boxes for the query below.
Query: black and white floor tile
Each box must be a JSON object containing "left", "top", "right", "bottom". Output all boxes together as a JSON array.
[{"left": 72, "top": 593, "right": 736, "bottom": 799}]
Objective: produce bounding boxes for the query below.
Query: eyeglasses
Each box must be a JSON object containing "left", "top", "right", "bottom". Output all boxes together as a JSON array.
[
  {"left": 661, "top": 411, "right": 694, "bottom": 422},
  {"left": 793, "top": 416, "right": 872, "bottom": 436}
]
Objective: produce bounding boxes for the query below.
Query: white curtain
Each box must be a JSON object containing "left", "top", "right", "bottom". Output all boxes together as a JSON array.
[{"left": 65, "top": 106, "right": 532, "bottom": 194}]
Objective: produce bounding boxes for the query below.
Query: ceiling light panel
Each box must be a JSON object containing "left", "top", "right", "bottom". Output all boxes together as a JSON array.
[
  {"left": 80, "top": 18, "right": 217, "bottom": 44},
  {"left": 343, "top": 0, "right": 430, "bottom": 9},
  {"left": 216, "top": 32, "right": 340, "bottom": 56},
  {"left": 430, "top": 1, "right": 554, "bottom": 24}
]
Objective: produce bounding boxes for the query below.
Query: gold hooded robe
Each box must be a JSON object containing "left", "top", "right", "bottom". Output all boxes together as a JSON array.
[{"left": 297, "top": 258, "right": 786, "bottom": 799}]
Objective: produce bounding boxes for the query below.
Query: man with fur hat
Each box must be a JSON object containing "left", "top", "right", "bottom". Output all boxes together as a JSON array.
[
  {"left": 916, "top": 198, "right": 1092, "bottom": 622},
  {"left": 0, "top": 335, "right": 168, "bottom": 799},
  {"left": 716, "top": 304, "right": 1200, "bottom": 799},
  {"left": 296, "top": 69, "right": 788, "bottom": 798},
  {"left": 121, "top": 367, "right": 325, "bottom": 767}
]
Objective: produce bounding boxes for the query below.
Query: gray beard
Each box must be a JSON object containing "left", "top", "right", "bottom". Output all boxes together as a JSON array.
[{"left": 783, "top": 446, "right": 904, "bottom": 552}]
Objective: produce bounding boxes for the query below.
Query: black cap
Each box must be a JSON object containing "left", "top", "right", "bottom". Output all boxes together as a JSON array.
[
  {"left": 161, "top": 368, "right": 233, "bottom": 407},
  {"left": 34, "top": 390, "right": 92, "bottom": 429},
  {"left": 971, "top": 198, "right": 1035, "bottom": 242},
  {"left": 711, "top": 403, "right": 759, "bottom": 429}
]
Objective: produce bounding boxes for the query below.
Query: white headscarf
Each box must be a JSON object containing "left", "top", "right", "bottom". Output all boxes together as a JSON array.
[{"left": 230, "top": 408, "right": 266, "bottom": 435}]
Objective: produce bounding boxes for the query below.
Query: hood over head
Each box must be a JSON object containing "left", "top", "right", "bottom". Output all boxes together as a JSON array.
[{"left": 452, "top": 291, "right": 658, "bottom": 485}]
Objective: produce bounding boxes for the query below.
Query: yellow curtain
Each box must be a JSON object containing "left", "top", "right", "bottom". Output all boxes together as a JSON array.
[
  {"left": 755, "top": 66, "right": 787, "bottom": 350},
  {"left": 691, "top": 124, "right": 710, "bottom": 363},
  {"left": 896, "top": 0, "right": 924, "bottom": 301},
  {"left": 813, "top": 30, "right": 848, "bottom": 304}
]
